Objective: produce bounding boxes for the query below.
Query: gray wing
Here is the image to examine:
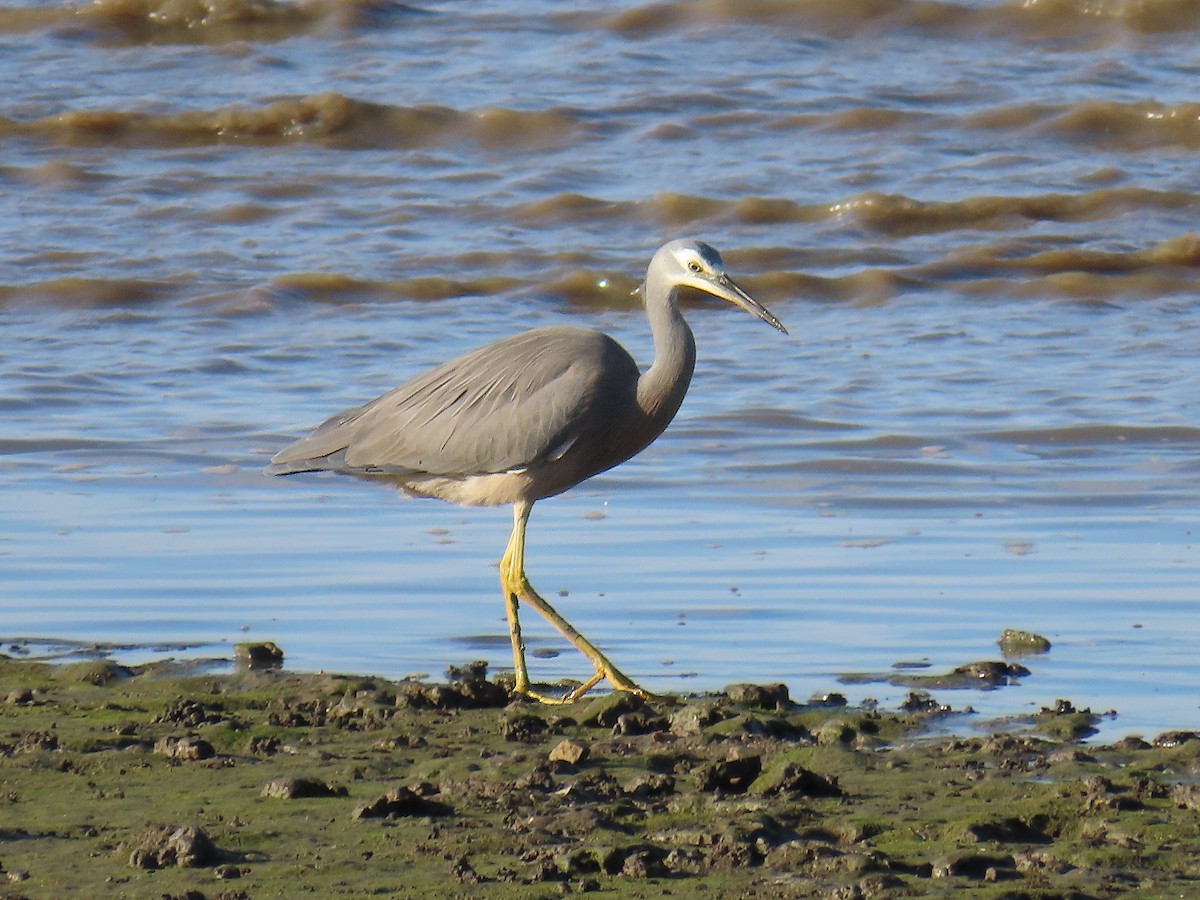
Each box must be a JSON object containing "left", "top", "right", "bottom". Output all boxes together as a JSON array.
[{"left": 269, "top": 326, "right": 640, "bottom": 477}]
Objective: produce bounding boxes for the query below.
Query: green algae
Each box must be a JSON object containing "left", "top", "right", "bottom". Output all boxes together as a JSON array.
[{"left": 2, "top": 656, "right": 1199, "bottom": 898}]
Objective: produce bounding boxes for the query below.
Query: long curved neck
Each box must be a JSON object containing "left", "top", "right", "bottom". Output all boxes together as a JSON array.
[{"left": 637, "top": 280, "right": 697, "bottom": 430}]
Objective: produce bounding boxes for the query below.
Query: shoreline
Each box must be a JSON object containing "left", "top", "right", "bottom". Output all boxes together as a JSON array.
[{"left": 3, "top": 655, "right": 1199, "bottom": 897}]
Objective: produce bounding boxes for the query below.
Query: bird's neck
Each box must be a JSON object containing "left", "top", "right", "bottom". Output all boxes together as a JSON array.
[{"left": 638, "top": 286, "right": 697, "bottom": 427}]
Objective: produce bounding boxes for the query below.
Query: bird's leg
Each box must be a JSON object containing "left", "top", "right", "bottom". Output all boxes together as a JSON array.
[
  {"left": 498, "top": 517, "right": 535, "bottom": 698},
  {"left": 501, "top": 502, "right": 657, "bottom": 703}
]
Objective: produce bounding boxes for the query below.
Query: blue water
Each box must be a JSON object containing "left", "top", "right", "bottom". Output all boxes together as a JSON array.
[{"left": 2, "top": 0, "right": 1199, "bottom": 742}]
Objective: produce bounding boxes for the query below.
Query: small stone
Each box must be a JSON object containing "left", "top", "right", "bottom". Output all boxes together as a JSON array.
[
  {"left": 450, "top": 854, "right": 481, "bottom": 884},
  {"left": 261, "top": 777, "right": 348, "bottom": 799},
  {"left": 669, "top": 702, "right": 726, "bottom": 736},
  {"left": 900, "top": 691, "right": 950, "bottom": 714},
  {"left": 245, "top": 735, "right": 281, "bottom": 755},
  {"left": 932, "top": 852, "right": 1014, "bottom": 880},
  {"left": 445, "top": 660, "right": 489, "bottom": 682},
  {"left": 214, "top": 863, "right": 242, "bottom": 879},
  {"left": 725, "top": 682, "right": 791, "bottom": 709},
  {"left": 153, "top": 735, "right": 215, "bottom": 762},
  {"left": 548, "top": 739, "right": 589, "bottom": 766},
  {"left": 997, "top": 629, "right": 1052, "bottom": 657},
  {"left": 695, "top": 753, "right": 761, "bottom": 793},
  {"left": 752, "top": 761, "right": 841, "bottom": 798},
  {"left": 816, "top": 720, "right": 857, "bottom": 746},
  {"left": 1169, "top": 783, "right": 1200, "bottom": 812},
  {"left": 1154, "top": 730, "right": 1200, "bottom": 748},
  {"left": 623, "top": 772, "right": 675, "bottom": 798},
  {"left": 502, "top": 713, "right": 548, "bottom": 743},
  {"left": 234, "top": 641, "right": 284, "bottom": 670},
  {"left": 578, "top": 692, "right": 645, "bottom": 728},
  {"left": 128, "top": 824, "right": 218, "bottom": 869},
  {"left": 352, "top": 786, "right": 452, "bottom": 820}
]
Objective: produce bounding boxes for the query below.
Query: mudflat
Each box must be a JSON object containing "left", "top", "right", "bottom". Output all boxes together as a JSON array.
[{"left": 2, "top": 656, "right": 1198, "bottom": 899}]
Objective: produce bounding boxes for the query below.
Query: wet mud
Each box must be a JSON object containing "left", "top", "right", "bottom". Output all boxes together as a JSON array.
[{"left": 2, "top": 656, "right": 1198, "bottom": 898}]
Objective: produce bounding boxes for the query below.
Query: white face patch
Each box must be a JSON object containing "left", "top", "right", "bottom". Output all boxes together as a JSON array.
[{"left": 674, "top": 245, "right": 719, "bottom": 278}]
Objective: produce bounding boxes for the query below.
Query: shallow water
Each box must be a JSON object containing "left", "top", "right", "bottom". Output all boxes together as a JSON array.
[{"left": 2, "top": 0, "right": 1198, "bottom": 741}]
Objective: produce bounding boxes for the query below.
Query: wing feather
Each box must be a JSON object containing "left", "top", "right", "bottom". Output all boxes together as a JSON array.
[{"left": 270, "top": 326, "right": 640, "bottom": 478}]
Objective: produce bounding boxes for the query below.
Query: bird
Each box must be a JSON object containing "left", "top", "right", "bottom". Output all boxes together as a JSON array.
[{"left": 269, "top": 239, "right": 787, "bottom": 703}]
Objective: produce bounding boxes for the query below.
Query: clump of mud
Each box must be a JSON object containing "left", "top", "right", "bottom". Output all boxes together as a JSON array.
[{"left": 2, "top": 655, "right": 1198, "bottom": 897}]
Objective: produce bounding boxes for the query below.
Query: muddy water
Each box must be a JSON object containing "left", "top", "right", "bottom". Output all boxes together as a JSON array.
[{"left": 1, "top": 0, "right": 1198, "bottom": 741}]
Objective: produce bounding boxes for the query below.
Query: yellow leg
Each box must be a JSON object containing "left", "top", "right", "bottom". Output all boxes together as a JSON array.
[{"left": 499, "top": 501, "right": 656, "bottom": 704}]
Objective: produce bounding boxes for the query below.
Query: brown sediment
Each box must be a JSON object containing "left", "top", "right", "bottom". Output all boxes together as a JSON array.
[
  {"left": 515, "top": 187, "right": 1198, "bottom": 236},
  {"left": 2, "top": 655, "right": 1199, "bottom": 897},
  {"left": 0, "top": 0, "right": 425, "bottom": 44},
  {"left": 601, "top": 0, "right": 1200, "bottom": 40},
  {"left": 830, "top": 187, "right": 1200, "bottom": 235},
  {"left": 5, "top": 0, "right": 1197, "bottom": 44},
  {"left": 971, "top": 100, "right": 1200, "bottom": 151},
  {"left": 3, "top": 228, "right": 1196, "bottom": 311},
  {"left": 1, "top": 93, "right": 587, "bottom": 151},
  {"left": 0, "top": 276, "right": 169, "bottom": 309}
]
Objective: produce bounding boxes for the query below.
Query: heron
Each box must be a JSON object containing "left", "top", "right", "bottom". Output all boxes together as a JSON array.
[{"left": 269, "top": 239, "right": 787, "bottom": 703}]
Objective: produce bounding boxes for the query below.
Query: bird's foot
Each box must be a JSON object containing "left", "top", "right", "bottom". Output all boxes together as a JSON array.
[
  {"left": 510, "top": 668, "right": 661, "bottom": 705},
  {"left": 511, "top": 686, "right": 574, "bottom": 705},
  {"left": 560, "top": 668, "right": 663, "bottom": 704}
]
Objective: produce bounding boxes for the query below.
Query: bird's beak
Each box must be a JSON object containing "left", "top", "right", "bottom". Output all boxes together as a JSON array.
[{"left": 705, "top": 274, "right": 788, "bottom": 335}]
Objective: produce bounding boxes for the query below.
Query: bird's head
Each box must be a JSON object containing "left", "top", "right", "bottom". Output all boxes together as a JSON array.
[{"left": 654, "top": 239, "right": 788, "bottom": 334}]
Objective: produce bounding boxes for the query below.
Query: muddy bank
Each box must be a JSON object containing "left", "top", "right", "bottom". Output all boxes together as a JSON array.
[{"left": 1, "top": 656, "right": 1198, "bottom": 898}]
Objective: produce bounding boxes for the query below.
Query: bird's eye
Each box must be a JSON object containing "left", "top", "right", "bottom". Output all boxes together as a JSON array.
[{"left": 688, "top": 261, "right": 703, "bottom": 273}]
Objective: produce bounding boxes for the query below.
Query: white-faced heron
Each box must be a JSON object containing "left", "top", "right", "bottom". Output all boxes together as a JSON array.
[{"left": 269, "top": 239, "right": 787, "bottom": 702}]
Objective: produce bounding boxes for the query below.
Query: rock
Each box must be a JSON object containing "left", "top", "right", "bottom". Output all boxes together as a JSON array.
[
  {"left": 892, "top": 661, "right": 1029, "bottom": 690},
  {"left": 128, "top": 824, "right": 218, "bottom": 869},
  {"left": 621, "top": 847, "right": 668, "bottom": 878},
  {"left": 951, "top": 661, "right": 1030, "bottom": 686},
  {"left": 234, "top": 641, "right": 284, "bottom": 670},
  {"left": 997, "top": 629, "right": 1052, "bottom": 656},
  {"left": 931, "top": 852, "right": 1015, "bottom": 879},
  {"left": 56, "top": 660, "right": 131, "bottom": 686},
  {"left": 611, "top": 711, "right": 668, "bottom": 735},
  {"left": 1037, "top": 700, "right": 1100, "bottom": 741},
  {"left": 695, "top": 753, "right": 761, "bottom": 793},
  {"left": 669, "top": 702, "right": 726, "bottom": 736},
  {"left": 960, "top": 816, "right": 1051, "bottom": 844},
  {"left": 548, "top": 739, "right": 589, "bottom": 766},
  {"left": 816, "top": 720, "right": 857, "bottom": 746},
  {"left": 623, "top": 772, "right": 675, "bottom": 798},
  {"left": 751, "top": 761, "right": 841, "bottom": 798},
  {"left": 6, "top": 688, "right": 34, "bottom": 705},
  {"left": 900, "top": 690, "right": 950, "bottom": 714},
  {"left": 153, "top": 735, "right": 215, "bottom": 761},
  {"left": 450, "top": 854, "right": 481, "bottom": 884},
  {"left": 501, "top": 712, "right": 548, "bottom": 743},
  {"left": 14, "top": 730, "right": 59, "bottom": 754},
  {"left": 1154, "top": 730, "right": 1200, "bottom": 748},
  {"left": 578, "top": 691, "right": 645, "bottom": 728},
  {"left": 445, "top": 660, "right": 488, "bottom": 682},
  {"left": 352, "top": 786, "right": 452, "bottom": 820},
  {"left": 154, "top": 698, "right": 223, "bottom": 727},
  {"left": 261, "top": 777, "right": 348, "bottom": 799},
  {"left": 725, "top": 682, "right": 791, "bottom": 710},
  {"left": 399, "top": 678, "right": 509, "bottom": 710},
  {"left": 1169, "top": 783, "right": 1200, "bottom": 812},
  {"left": 245, "top": 735, "right": 281, "bottom": 755}
]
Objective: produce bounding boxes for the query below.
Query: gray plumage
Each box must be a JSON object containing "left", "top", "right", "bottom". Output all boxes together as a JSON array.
[
  {"left": 270, "top": 239, "right": 787, "bottom": 702},
  {"left": 269, "top": 327, "right": 647, "bottom": 504}
]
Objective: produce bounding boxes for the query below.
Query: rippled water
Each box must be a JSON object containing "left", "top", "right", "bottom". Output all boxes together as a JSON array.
[{"left": 2, "top": 0, "right": 1199, "bottom": 741}]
